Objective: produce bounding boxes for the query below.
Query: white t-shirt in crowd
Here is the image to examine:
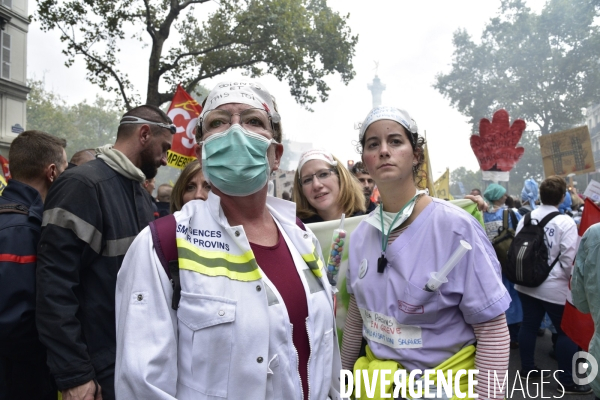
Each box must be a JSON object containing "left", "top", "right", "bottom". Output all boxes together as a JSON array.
[{"left": 514, "top": 204, "right": 578, "bottom": 305}]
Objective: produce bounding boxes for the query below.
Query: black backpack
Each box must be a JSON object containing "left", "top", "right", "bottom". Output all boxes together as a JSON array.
[{"left": 505, "top": 211, "right": 561, "bottom": 287}]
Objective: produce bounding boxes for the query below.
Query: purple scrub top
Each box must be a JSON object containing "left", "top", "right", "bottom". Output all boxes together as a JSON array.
[{"left": 348, "top": 198, "right": 510, "bottom": 372}]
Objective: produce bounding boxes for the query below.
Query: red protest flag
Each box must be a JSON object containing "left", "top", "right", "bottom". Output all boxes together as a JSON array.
[
  {"left": 561, "top": 197, "right": 598, "bottom": 351},
  {"left": 578, "top": 197, "right": 600, "bottom": 236},
  {"left": 0, "top": 153, "right": 10, "bottom": 179},
  {"left": 166, "top": 85, "right": 203, "bottom": 169}
]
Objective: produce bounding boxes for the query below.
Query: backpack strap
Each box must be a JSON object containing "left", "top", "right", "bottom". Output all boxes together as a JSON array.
[
  {"left": 149, "top": 214, "right": 181, "bottom": 310},
  {"left": 508, "top": 209, "right": 518, "bottom": 230},
  {"left": 502, "top": 209, "right": 509, "bottom": 231},
  {"left": 524, "top": 212, "right": 532, "bottom": 227},
  {"left": 538, "top": 211, "right": 563, "bottom": 269},
  {"left": 0, "top": 203, "right": 28, "bottom": 215},
  {"left": 296, "top": 216, "right": 307, "bottom": 231},
  {"left": 537, "top": 211, "right": 561, "bottom": 229}
]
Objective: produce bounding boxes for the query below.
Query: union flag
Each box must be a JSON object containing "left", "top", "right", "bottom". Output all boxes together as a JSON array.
[{"left": 166, "top": 85, "right": 202, "bottom": 169}]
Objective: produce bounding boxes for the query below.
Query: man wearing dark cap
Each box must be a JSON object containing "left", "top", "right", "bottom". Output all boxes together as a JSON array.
[{"left": 36, "top": 105, "right": 174, "bottom": 400}]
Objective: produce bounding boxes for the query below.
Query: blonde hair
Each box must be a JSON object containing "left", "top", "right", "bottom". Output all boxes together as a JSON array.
[
  {"left": 293, "top": 155, "right": 366, "bottom": 220},
  {"left": 171, "top": 160, "right": 203, "bottom": 213}
]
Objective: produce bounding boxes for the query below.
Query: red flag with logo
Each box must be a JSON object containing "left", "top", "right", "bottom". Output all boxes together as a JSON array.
[
  {"left": 0, "top": 153, "right": 10, "bottom": 180},
  {"left": 166, "top": 85, "right": 202, "bottom": 169},
  {"left": 561, "top": 197, "right": 598, "bottom": 351},
  {"left": 0, "top": 154, "right": 9, "bottom": 194}
]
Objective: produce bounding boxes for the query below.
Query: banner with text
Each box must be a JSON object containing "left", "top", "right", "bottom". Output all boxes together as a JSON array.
[{"left": 434, "top": 168, "right": 453, "bottom": 200}]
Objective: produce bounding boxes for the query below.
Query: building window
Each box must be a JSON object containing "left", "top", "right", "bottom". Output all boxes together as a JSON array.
[
  {"left": 1, "top": 31, "right": 10, "bottom": 80},
  {"left": 1, "top": 0, "right": 11, "bottom": 8}
]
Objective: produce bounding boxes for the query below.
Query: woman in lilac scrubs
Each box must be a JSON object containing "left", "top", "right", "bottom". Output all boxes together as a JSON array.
[{"left": 340, "top": 106, "right": 511, "bottom": 399}]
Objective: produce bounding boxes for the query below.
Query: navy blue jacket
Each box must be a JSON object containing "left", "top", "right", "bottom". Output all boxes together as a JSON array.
[
  {"left": 0, "top": 180, "right": 44, "bottom": 348},
  {"left": 36, "top": 158, "right": 155, "bottom": 391}
]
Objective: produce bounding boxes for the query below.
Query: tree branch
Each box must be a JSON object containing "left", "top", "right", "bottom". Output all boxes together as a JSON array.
[
  {"left": 56, "top": 23, "right": 133, "bottom": 110},
  {"left": 161, "top": 38, "right": 270, "bottom": 74},
  {"left": 156, "top": 59, "right": 262, "bottom": 104},
  {"left": 143, "top": 0, "right": 156, "bottom": 41}
]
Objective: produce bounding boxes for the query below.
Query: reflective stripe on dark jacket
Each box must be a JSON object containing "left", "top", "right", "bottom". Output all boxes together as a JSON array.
[
  {"left": 0, "top": 180, "right": 43, "bottom": 347},
  {"left": 36, "top": 158, "right": 155, "bottom": 391}
]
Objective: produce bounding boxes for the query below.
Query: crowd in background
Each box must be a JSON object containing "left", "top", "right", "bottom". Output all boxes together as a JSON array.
[{"left": 1, "top": 80, "right": 599, "bottom": 400}]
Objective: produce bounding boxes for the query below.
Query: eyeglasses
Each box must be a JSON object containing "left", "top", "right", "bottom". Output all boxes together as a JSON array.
[
  {"left": 200, "top": 108, "right": 273, "bottom": 135},
  {"left": 300, "top": 169, "right": 337, "bottom": 186},
  {"left": 119, "top": 116, "right": 176, "bottom": 134}
]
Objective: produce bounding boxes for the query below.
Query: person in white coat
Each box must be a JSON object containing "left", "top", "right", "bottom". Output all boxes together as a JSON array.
[{"left": 115, "top": 80, "right": 343, "bottom": 400}]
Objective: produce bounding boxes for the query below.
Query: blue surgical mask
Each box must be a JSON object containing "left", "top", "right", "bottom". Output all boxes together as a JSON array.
[{"left": 201, "top": 124, "right": 276, "bottom": 196}]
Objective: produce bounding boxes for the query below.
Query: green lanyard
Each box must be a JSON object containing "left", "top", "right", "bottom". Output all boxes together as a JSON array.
[{"left": 377, "top": 193, "right": 419, "bottom": 273}]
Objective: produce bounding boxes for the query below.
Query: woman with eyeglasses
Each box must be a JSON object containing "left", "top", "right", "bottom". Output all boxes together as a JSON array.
[
  {"left": 115, "top": 81, "right": 342, "bottom": 400},
  {"left": 170, "top": 160, "right": 211, "bottom": 213},
  {"left": 340, "top": 106, "right": 511, "bottom": 399},
  {"left": 293, "top": 149, "right": 366, "bottom": 223}
]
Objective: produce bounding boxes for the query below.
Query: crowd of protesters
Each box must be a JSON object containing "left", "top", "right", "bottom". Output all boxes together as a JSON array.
[{"left": 1, "top": 79, "right": 599, "bottom": 400}]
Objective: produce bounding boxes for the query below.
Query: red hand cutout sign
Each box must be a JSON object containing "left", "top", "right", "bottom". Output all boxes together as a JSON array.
[{"left": 470, "top": 109, "right": 525, "bottom": 179}]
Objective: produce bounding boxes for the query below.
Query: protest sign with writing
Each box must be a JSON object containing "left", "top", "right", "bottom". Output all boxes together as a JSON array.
[{"left": 539, "top": 125, "right": 595, "bottom": 177}]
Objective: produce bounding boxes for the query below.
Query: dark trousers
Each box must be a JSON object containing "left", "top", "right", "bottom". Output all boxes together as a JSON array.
[
  {"left": 518, "top": 292, "right": 577, "bottom": 386},
  {"left": 0, "top": 341, "right": 55, "bottom": 400}
]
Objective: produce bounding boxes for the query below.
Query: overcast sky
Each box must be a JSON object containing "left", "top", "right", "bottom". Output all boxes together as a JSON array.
[{"left": 28, "top": 0, "right": 546, "bottom": 179}]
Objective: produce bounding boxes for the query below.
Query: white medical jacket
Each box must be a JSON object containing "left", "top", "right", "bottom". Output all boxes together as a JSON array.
[{"left": 115, "top": 192, "right": 344, "bottom": 400}]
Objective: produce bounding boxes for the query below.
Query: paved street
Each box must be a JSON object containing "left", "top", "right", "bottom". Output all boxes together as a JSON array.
[{"left": 506, "top": 330, "right": 595, "bottom": 400}]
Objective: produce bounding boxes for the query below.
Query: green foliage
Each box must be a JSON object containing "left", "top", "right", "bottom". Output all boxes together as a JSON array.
[
  {"left": 434, "top": 0, "right": 600, "bottom": 134},
  {"left": 26, "top": 80, "right": 122, "bottom": 158},
  {"left": 35, "top": 0, "right": 357, "bottom": 109},
  {"left": 450, "top": 167, "right": 483, "bottom": 197},
  {"left": 507, "top": 130, "right": 544, "bottom": 194}
]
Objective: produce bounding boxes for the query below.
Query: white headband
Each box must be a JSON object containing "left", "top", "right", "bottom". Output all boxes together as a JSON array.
[
  {"left": 200, "top": 80, "right": 281, "bottom": 123},
  {"left": 297, "top": 149, "right": 337, "bottom": 174},
  {"left": 358, "top": 106, "right": 418, "bottom": 142}
]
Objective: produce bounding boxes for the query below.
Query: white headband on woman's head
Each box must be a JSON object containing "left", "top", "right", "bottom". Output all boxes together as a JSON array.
[
  {"left": 200, "top": 80, "right": 281, "bottom": 123},
  {"left": 297, "top": 149, "right": 337, "bottom": 174},
  {"left": 358, "top": 106, "right": 418, "bottom": 142}
]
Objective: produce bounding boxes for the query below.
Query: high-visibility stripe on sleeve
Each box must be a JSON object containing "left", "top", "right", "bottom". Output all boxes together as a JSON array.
[
  {"left": 301, "top": 246, "right": 324, "bottom": 278},
  {"left": 177, "top": 238, "right": 261, "bottom": 282},
  {"left": 0, "top": 254, "right": 37, "bottom": 264},
  {"left": 103, "top": 236, "right": 137, "bottom": 257},
  {"left": 42, "top": 207, "right": 102, "bottom": 254}
]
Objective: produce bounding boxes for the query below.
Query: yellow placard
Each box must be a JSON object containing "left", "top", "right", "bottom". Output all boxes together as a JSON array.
[
  {"left": 434, "top": 168, "right": 453, "bottom": 200},
  {"left": 416, "top": 144, "right": 437, "bottom": 197}
]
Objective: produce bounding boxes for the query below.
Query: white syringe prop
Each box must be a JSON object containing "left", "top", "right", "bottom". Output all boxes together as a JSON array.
[{"left": 424, "top": 240, "right": 472, "bottom": 292}]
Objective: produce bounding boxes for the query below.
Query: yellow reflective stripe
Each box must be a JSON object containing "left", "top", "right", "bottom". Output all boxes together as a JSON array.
[
  {"left": 302, "top": 245, "right": 324, "bottom": 278},
  {"left": 177, "top": 238, "right": 261, "bottom": 282},
  {"left": 177, "top": 238, "right": 255, "bottom": 263}
]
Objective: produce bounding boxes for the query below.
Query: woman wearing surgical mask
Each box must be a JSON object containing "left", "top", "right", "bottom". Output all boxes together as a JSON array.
[
  {"left": 170, "top": 160, "right": 211, "bottom": 213},
  {"left": 341, "top": 106, "right": 511, "bottom": 399},
  {"left": 115, "top": 81, "right": 342, "bottom": 400},
  {"left": 293, "top": 149, "right": 366, "bottom": 223}
]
